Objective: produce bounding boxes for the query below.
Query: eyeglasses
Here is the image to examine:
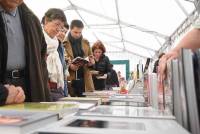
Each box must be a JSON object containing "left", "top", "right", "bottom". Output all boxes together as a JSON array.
[
  {"left": 58, "top": 27, "right": 68, "bottom": 33},
  {"left": 51, "top": 21, "right": 63, "bottom": 29}
]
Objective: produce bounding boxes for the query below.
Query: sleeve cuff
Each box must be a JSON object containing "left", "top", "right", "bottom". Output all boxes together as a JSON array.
[{"left": 0, "top": 85, "right": 8, "bottom": 106}]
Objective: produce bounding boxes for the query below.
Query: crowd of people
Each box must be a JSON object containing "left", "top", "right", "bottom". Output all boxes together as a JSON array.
[
  {"left": 0, "top": 0, "right": 120, "bottom": 105},
  {"left": 1, "top": 0, "right": 199, "bottom": 106}
]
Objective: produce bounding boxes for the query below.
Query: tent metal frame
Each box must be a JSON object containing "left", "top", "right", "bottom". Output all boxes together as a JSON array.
[{"left": 63, "top": 0, "right": 197, "bottom": 58}]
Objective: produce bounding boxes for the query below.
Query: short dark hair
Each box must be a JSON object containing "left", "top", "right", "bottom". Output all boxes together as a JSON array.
[
  {"left": 44, "top": 8, "right": 67, "bottom": 23},
  {"left": 64, "top": 22, "right": 69, "bottom": 29},
  {"left": 70, "top": 20, "right": 84, "bottom": 29},
  {"left": 41, "top": 16, "right": 45, "bottom": 24}
]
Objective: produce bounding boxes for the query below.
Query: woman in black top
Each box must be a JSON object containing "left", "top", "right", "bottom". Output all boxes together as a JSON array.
[{"left": 91, "top": 41, "right": 110, "bottom": 90}]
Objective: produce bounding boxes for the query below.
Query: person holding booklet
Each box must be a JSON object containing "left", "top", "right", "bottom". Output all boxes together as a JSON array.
[
  {"left": 91, "top": 41, "right": 111, "bottom": 90},
  {"left": 63, "top": 20, "right": 95, "bottom": 97}
]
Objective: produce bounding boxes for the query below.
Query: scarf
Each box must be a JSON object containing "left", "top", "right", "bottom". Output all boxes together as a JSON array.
[
  {"left": 68, "top": 32, "right": 84, "bottom": 58},
  {"left": 43, "top": 30, "right": 64, "bottom": 89}
]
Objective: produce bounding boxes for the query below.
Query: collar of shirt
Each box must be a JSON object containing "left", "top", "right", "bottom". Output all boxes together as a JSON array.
[{"left": 0, "top": 4, "right": 17, "bottom": 17}]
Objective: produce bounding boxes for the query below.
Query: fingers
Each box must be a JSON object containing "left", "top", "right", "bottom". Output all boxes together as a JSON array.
[
  {"left": 168, "top": 53, "right": 178, "bottom": 61},
  {"left": 88, "top": 55, "right": 95, "bottom": 64},
  {"left": 89, "top": 55, "right": 94, "bottom": 59},
  {"left": 5, "top": 85, "right": 17, "bottom": 104},
  {"left": 67, "top": 58, "right": 72, "bottom": 64},
  {"left": 89, "top": 59, "right": 95, "bottom": 64},
  {"left": 70, "top": 64, "right": 75, "bottom": 70},
  {"left": 158, "top": 57, "right": 166, "bottom": 74},
  {"left": 70, "top": 64, "right": 79, "bottom": 71},
  {"left": 73, "top": 64, "right": 79, "bottom": 70},
  {"left": 14, "top": 87, "right": 25, "bottom": 103},
  {"left": 76, "top": 62, "right": 83, "bottom": 67},
  {"left": 68, "top": 60, "right": 72, "bottom": 64},
  {"left": 158, "top": 51, "right": 178, "bottom": 81},
  {"left": 8, "top": 85, "right": 19, "bottom": 96}
]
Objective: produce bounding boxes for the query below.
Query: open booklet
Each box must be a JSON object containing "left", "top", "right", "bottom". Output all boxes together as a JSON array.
[{"left": 71, "top": 56, "right": 90, "bottom": 65}]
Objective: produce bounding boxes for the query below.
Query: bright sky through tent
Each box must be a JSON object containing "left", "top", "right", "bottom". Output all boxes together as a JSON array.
[{"left": 24, "top": 0, "right": 195, "bottom": 70}]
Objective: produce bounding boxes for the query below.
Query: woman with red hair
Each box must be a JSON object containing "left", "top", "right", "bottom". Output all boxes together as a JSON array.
[{"left": 91, "top": 41, "right": 111, "bottom": 90}]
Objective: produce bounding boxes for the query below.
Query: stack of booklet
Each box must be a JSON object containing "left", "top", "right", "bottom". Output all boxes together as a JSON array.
[
  {"left": 59, "top": 97, "right": 102, "bottom": 105},
  {"left": 0, "top": 102, "right": 79, "bottom": 119},
  {"left": 0, "top": 110, "right": 58, "bottom": 134},
  {"left": 59, "top": 97, "right": 102, "bottom": 110},
  {"left": 77, "top": 105, "right": 175, "bottom": 119},
  {"left": 84, "top": 90, "right": 118, "bottom": 98},
  {"left": 108, "top": 94, "right": 146, "bottom": 107},
  {"left": 109, "top": 94, "right": 145, "bottom": 103},
  {"left": 83, "top": 91, "right": 118, "bottom": 103}
]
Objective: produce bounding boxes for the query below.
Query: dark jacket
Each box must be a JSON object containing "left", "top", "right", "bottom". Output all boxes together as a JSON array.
[
  {"left": 92, "top": 55, "right": 110, "bottom": 90},
  {"left": 153, "top": 60, "right": 159, "bottom": 73},
  {"left": 57, "top": 42, "right": 68, "bottom": 96},
  {"left": 0, "top": 85, "right": 8, "bottom": 106},
  {"left": 0, "top": 3, "right": 51, "bottom": 102},
  {"left": 106, "top": 69, "right": 119, "bottom": 87}
]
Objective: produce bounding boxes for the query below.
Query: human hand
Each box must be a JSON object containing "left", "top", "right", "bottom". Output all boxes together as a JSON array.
[
  {"left": 65, "top": 57, "right": 71, "bottom": 64},
  {"left": 87, "top": 55, "right": 95, "bottom": 66},
  {"left": 5, "top": 85, "right": 16, "bottom": 104},
  {"left": 70, "top": 63, "right": 79, "bottom": 71},
  {"left": 5, "top": 85, "right": 25, "bottom": 104},
  {"left": 89, "top": 55, "right": 95, "bottom": 64},
  {"left": 56, "top": 27, "right": 68, "bottom": 42},
  {"left": 158, "top": 50, "right": 179, "bottom": 80},
  {"left": 14, "top": 86, "right": 25, "bottom": 104},
  {"left": 96, "top": 74, "right": 107, "bottom": 79},
  {"left": 57, "top": 31, "right": 66, "bottom": 42}
]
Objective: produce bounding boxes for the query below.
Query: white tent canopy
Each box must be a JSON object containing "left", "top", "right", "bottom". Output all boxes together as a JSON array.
[{"left": 24, "top": 0, "right": 195, "bottom": 69}]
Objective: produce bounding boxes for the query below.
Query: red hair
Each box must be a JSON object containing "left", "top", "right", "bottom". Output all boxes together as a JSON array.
[{"left": 92, "top": 40, "right": 106, "bottom": 53}]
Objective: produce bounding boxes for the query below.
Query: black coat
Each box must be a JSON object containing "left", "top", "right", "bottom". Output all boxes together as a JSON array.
[
  {"left": 92, "top": 55, "right": 110, "bottom": 90},
  {"left": 106, "top": 69, "right": 119, "bottom": 87},
  {"left": 0, "top": 3, "right": 51, "bottom": 103}
]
